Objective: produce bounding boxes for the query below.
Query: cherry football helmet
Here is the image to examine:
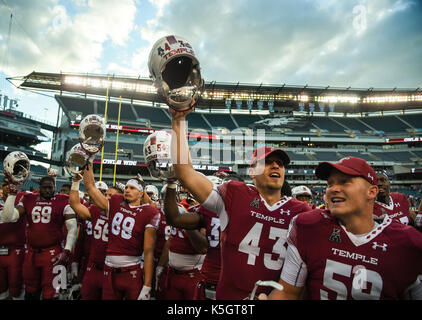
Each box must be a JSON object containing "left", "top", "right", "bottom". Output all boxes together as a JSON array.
[
  {"left": 148, "top": 35, "right": 204, "bottom": 111},
  {"left": 3, "top": 151, "right": 31, "bottom": 184},
  {"left": 143, "top": 130, "right": 175, "bottom": 180},
  {"left": 78, "top": 114, "right": 106, "bottom": 154}
]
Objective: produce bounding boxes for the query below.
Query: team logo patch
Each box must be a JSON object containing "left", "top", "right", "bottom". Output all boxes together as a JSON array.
[
  {"left": 250, "top": 197, "right": 260, "bottom": 209},
  {"left": 329, "top": 228, "right": 341, "bottom": 243}
]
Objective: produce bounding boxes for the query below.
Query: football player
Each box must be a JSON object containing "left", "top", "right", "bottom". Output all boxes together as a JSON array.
[
  {"left": 152, "top": 186, "right": 171, "bottom": 300},
  {"left": 291, "top": 185, "right": 313, "bottom": 207},
  {"left": 82, "top": 165, "right": 160, "bottom": 300},
  {"left": 160, "top": 181, "right": 208, "bottom": 300},
  {"left": 373, "top": 171, "right": 413, "bottom": 225},
  {"left": 69, "top": 176, "right": 119, "bottom": 299},
  {"left": 0, "top": 177, "right": 26, "bottom": 300},
  {"left": 163, "top": 175, "right": 226, "bottom": 300},
  {"left": 169, "top": 107, "right": 311, "bottom": 299},
  {"left": 263, "top": 157, "right": 422, "bottom": 300},
  {"left": 1, "top": 176, "right": 78, "bottom": 300}
]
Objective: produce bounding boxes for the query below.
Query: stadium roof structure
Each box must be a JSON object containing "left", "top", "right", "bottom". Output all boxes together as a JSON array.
[{"left": 8, "top": 71, "right": 422, "bottom": 114}]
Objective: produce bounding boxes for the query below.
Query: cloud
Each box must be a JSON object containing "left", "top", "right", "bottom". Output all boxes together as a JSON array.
[
  {"left": 138, "top": 0, "right": 422, "bottom": 88},
  {"left": 0, "top": 0, "right": 137, "bottom": 76}
]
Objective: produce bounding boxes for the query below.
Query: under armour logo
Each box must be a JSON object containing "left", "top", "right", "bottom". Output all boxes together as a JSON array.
[
  {"left": 394, "top": 203, "right": 400, "bottom": 208},
  {"left": 250, "top": 198, "right": 260, "bottom": 209},
  {"left": 372, "top": 242, "right": 387, "bottom": 251},
  {"left": 280, "top": 209, "right": 291, "bottom": 216},
  {"left": 368, "top": 173, "right": 374, "bottom": 181},
  {"left": 50, "top": 250, "right": 56, "bottom": 256},
  {"left": 329, "top": 228, "right": 341, "bottom": 243},
  {"left": 130, "top": 271, "right": 137, "bottom": 279},
  {"left": 15, "top": 249, "right": 21, "bottom": 255}
]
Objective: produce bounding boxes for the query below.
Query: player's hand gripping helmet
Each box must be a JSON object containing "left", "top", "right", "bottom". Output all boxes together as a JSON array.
[
  {"left": 145, "top": 185, "right": 159, "bottom": 201},
  {"left": 78, "top": 114, "right": 106, "bottom": 154},
  {"left": 148, "top": 35, "right": 204, "bottom": 111},
  {"left": 3, "top": 151, "right": 30, "bottom": 184},
  {"left": 65, "top": 144, "right": 93, "bottom": 176},
  {"left": 143, "top": 130, "right": 175, "bottom": 180}
]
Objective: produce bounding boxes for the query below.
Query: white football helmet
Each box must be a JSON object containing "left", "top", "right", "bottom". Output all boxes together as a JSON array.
[
  {"left": 47, "top": 167, "right": 58, "bottom": 178},
  {"left": 148, "top": 35, "right": 204, "bottom": 111},
  {"left": 145, "top": 185, "right": 159, "bottom": 201},
  {"left": 206, "top": 175, "right": 223, "bottom": 186},
  {"left": 291, "top": 185, "right": 312, "bottom": 198},
  {"left": 143, "top": 130, "right": 175, "bottom": 180},
  {"left": 65, "top": 144, "right": 92, "bottom": 176},
  {"left": 95, "top": 181, "right": 108, "bottom": 192},
  {"left": 3, "top": 151, "right": 30, "bottom": 184},
  {"left": 79, "top": 114, "right": 106, "bottom": 154}
]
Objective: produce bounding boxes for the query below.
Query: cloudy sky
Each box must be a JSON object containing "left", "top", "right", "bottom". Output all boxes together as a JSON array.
[{"left": 0, "top": 0, "right": 421, "bottom": 127}]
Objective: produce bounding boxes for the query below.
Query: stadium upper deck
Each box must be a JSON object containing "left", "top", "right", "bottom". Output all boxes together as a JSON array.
[{"left": 7, "top": 71, "right": 422, "bottom": 187}]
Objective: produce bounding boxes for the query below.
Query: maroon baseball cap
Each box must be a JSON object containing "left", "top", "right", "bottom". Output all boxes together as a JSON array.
[
  {"left": 315, "top": 156, "right": 377, "bottom": 185},
  {"left": 250, "top": 146, "right": 290, "bottom": 167}
]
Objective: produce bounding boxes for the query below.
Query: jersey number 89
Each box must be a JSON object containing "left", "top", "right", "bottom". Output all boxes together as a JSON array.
[{"left": 111, "top": 212, "right": 135, "bottom": 240}]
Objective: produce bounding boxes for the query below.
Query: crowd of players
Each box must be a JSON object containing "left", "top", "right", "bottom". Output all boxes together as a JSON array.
[{"left": 0, "top": 107, "right": 421, "bottom": 301}]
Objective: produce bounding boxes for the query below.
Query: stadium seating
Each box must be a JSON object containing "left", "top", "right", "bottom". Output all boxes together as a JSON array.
[
  {"left": 311, "top": 117, "right": 347, "bottom": 133},
  {"left": 186, "top": 113, "right": 211, "bottom": 130},
  {"left": 203, "top": 114, "right": 238, "bottom": 131},
  {"left": 360, "top": 116, "right": 411, "bottom": 133},
  {"left": 96, "top": 101, "right": 138, "bottom": 123},
  {"left": 59, "top": 96, "right": 95, "bottom": 115},
  {"left": 287, "top": 152, "right": 313, "bottom": 162},
  {"left": 331, "top": 118, "right": 372, "bottom": 133},
  {"left": 232, "top": 114, "right": 263, "bottom": 128},
  {"left": 397, "top": 114, "right": 422, "bottom": 130},
  {"left": 313, "top": 151, "right": 341, "bottom": 161}
]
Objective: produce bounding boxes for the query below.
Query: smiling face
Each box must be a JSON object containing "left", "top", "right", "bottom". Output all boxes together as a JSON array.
[
  {"left": 376, "top": 173, "right": 390, "bottom": 203},
  {"left": 250, "top": 154, "right": 285, "bottom": 193},
  {"left": 325, "top": 169, "right": 378, "bottom": 218}
]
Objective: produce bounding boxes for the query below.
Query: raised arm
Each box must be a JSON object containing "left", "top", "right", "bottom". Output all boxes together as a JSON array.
[
  {"left": 185, "top": 228, "right": 208, "bottom": 255},
  {"left": 0, "top": 184, "right": 25, "bottom": 223},
  {"left": 70, "top": 174, "right": 91, "bottom": 220},
  {"left": 163, "top": 183, "right": 203, "bottom": 229},
  {"left": 83, "top": 164, "right": 108, "bottom": 212},
  {"left": 169, "top": 108, "right": 213, "bottom": 204}
]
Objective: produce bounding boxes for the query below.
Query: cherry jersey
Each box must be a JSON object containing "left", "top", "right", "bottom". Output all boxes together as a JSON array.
[
  {"left": 373, "top": 192, "right": 411, "bottom": 225},
  {"left": 285, "top": 210, "right": 422, "bottom": 300},
  {"left": 106, "top": 194, "right": 160, "bottom": 257},
  {"left": 0, "top": 196, "right": 26, "bottom": 247},
  {"left": 154, "top": 209, "right": 171, "bottom": 261},
  {"left": 19, "top": 193, "right": 72, "bottom": 248},
  {"left": 215, "top": 181, "right": 311, "bottom": 299},
  {"left": 88, "top": 204, "right": 108, "bottom": 264},
  {"left": 197, "top": 205, "right": 221, "bottom": 284}
]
